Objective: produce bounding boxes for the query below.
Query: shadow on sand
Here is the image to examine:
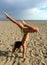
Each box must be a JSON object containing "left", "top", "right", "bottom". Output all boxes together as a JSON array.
[
  {"left": 0, "top": 50, "right": 10, "bottom": 64},
  {"left": 0, "top": 41, "right": 25, "bottom": 65},
  {"left": 0, "top": 50, "right": 19, "bottom": 65}
]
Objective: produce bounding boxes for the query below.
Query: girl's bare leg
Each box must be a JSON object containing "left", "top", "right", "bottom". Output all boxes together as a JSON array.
[
  {"left": 22, "top": 20, "right": 39, "bottom": 32},
  {"left": 5, "top": 12, "right": 39, "bottom": 33},
  {"left": 5, "top": 12, "right": 24, "bottom": 29}
]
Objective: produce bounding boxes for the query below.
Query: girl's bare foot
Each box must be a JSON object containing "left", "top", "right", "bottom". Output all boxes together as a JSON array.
[
  {"left": 5, "top": 12, "right": 9, "bottom": 18},
  {"left": 22, "top": 20, "right": 27, "bottom": 26}
]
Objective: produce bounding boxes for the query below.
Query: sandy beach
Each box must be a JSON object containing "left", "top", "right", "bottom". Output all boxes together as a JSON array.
[{"left": 0, "top": 21, "right": 47, "bottom": 65}]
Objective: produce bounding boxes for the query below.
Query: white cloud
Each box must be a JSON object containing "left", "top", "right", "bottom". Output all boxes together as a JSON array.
[
  {"left": 18, "top": 7, "right": 47, "bottom": 20},
  {"left": 37, "top": 1, "right": 47, "bottom": 9},
  {"left": 0, "top": 0, "right": 47, "bottom": 20},
  {"left": 29, "top": 8, "right": 41, "bottom": 14},
  {"left": 2, "top": 0, "right": 47, "bottom": 10},
  {"left": 21, "top": 8, "right": 41, "bottom": 16},
  {"left": 4, "top": 0, "right": 16, "bottom": 5},
  {"left": 4, "top": 0, "right": 26, "bottom": 5}
]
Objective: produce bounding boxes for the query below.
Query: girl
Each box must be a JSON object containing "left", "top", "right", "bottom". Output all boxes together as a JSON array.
[{"left": 5, "top": 12, "right": 39, "bottom": 59}]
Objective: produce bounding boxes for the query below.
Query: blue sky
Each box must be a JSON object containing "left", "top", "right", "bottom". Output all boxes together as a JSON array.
[{"left": 0, "top": 0, "right": 47, "bottom": 20}]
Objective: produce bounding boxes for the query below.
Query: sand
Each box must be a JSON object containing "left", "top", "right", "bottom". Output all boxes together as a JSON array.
[{"left": 0, "top": 21, "right": 47, "bottom": 65}]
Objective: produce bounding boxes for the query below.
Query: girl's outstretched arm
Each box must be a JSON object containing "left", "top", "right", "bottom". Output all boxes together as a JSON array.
[{"left": 5, "top": 12, "right": 24, "bottom": 29}]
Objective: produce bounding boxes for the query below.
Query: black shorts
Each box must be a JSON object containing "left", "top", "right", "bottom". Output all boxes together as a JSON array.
[
  {"left": 12, "top": 41, "right": 22, "bottom": 53},
  {"left": 14, "top": 41, "right": 22, "bottom": 49}
]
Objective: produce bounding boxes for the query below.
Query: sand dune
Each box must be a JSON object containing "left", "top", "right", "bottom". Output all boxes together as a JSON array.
[{"left": 0, "top": 21, "right": 47, "bottom": 65}]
